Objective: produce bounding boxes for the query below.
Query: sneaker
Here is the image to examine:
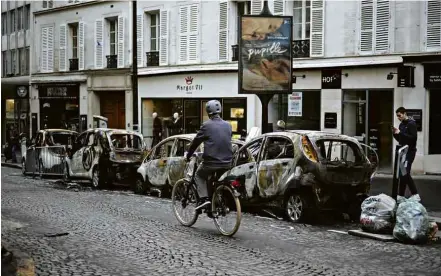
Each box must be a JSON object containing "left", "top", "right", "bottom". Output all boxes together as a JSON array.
[{"left": 195, "top": 198, "right": 211, "bottom": 211}]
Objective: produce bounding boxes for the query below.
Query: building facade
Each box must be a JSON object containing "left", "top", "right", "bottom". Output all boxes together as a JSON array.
[{"left": 1, "top": 0, "right": 32, "bottom": 145}]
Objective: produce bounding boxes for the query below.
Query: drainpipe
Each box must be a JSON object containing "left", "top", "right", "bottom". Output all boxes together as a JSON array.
[{"left": 132, "top": 0, "right": 139, "bottom": 131}]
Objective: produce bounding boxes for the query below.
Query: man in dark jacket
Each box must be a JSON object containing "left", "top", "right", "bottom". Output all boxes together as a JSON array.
[
  {"left": 392, "top": 107, "right": 419, "bottom": 199},
  {"left": 186, "top": 100, "right": 233, "bottom": 210}
]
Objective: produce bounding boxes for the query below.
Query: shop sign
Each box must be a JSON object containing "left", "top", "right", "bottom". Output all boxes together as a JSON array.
[
  {"left": 288, "top": 92, "right": 302, "bottom": 117},
  {"left": 39, "top": 85, "right": 79, "bottom": 99},
  {"left": 239, "top": 16, "right": 293, "bottom": 94},
  {"left": 321, "top": 69, "right": 342, "bottom": 89},
  {"left": 397, "top": 65, "right": 415, "bottom": 88},
  {"left": 406, "top": 109, "right": 422, "bottom": 132},
  {"left": 176, "top": 76, "right": 203, "bottom": 94},
  {"left": 424, "top": 64, "right": 441, "bottom": 89},
  {"left": 16, "top": 86, "right": 28, "bottom": 98},
  {"left": 324, "top": 112, "right": 337, "bottom": 129}
]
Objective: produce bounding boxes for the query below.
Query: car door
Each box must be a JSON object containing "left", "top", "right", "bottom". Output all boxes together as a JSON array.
[
  {"left": 167, "top": 138, "right": 191, "bottom": 185},
  {"left": 70, "top": 132, "right": 88, "bottom": 175},
  {"left": 228, "top": 138, "right": 264, "bottom": 199},
  {"left": 146, "top": 138, "right": 176, "bottom": 186},
  {"left": 257, "top": 136, "right": 295, "bottom": 198},
  {"left": 25, "top": 133, "right": 41, "bottom": 174}
]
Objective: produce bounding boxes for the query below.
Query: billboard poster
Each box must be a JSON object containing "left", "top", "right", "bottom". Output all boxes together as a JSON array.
[
  {"left": 239, "top": 15, "right": 293, "bottom": 94},
  {"left": 288, "top": 92, "right": 302, "bottom": 117}
]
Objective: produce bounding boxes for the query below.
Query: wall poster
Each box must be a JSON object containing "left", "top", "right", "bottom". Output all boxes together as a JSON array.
[
  {"left": 288, "top": 92, "right": 302, "bottom": 117},
  {"left": 239, "top": 15, "right": 293, "bottom": 94}
]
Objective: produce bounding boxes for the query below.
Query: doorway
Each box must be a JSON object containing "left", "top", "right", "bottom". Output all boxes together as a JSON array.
[
  {"left": 429, "top": 90, "right": 441, "bottom": 155},
  {"left": 342, "top": 90, "right": 394, "bottom": 172},
  {"left": 100, "top": 91, "right": 125, "bottom": 129}
]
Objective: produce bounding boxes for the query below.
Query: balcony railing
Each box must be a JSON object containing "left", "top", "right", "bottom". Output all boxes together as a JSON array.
[
  {"left": 146, "top": 51, "right": 159, "bottom": 67},
  {"left": 106, "top": 55, "right": 117, "bottom": 69},
  {"left": 69, "top": 58, "right": 78, "bottom": 71},
  {"left": 232, "top": 45, "right": 239, "bottom": 61},
  {"left": 292, "top": 40, "right": 310, "bottom": 58}
]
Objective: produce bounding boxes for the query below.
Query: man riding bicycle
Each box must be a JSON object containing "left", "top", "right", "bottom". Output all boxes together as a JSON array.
[{"left": 185, "top": 100, "right": 233, "bottom": 210}]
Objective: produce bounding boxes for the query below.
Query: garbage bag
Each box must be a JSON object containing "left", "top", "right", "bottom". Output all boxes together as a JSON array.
[
  {"left": 393, "top": 195, "right": 430, "bottom": 243},
  {"left": 360, "top": 193, "right": 396, "bottom": 233}
]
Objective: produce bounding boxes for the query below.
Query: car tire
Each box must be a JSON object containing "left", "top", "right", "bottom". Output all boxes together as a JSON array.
[
  {"left": 134, "top": 174, "right": 148, "bottom": 195},
  {"left": 284, "top": 191, "right": 312, "bottom": 223}
]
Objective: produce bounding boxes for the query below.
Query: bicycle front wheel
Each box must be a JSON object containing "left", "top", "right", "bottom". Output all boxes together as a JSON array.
[
  {"left": 172, "top": 179, "right": 199, "bottom": 227},
  {"left": 212, "top": 185, "right": 242, "bottom": 237}
]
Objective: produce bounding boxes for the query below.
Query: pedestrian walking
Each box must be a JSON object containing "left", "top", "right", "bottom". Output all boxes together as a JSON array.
[{"left": 392, "top": 106, "right": 420, "bottom": 200}]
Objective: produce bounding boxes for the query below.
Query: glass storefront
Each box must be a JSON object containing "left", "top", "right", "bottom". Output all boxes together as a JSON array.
[{"left": 141, "top": 98, "right": 247, "bottom": 148}]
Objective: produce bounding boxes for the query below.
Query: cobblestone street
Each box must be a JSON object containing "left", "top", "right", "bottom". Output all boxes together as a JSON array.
[{"left": 2, "top": 167, "right": 441, "bottom": 276}]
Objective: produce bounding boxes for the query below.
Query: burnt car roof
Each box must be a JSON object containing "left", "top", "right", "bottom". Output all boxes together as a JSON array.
[
  {"left": 39, "top": 129, "right": 78, "bottom": 134},
  {"left": 162, "top": 134, "right": 245, "bottom": 145},
  {"left": 262, "top": 130, "right": 360, "bottom": 144},
  {"left": 85, "top": 128, "right": 143, "bottom": 136}
]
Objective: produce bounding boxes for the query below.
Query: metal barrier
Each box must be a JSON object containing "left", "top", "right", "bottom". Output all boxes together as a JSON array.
[
  {"left": 391, "top": 145, "right": 409, "bottom": 200},
  {"left": 24, "top": 145, "right": 67, "bottom": 177}
]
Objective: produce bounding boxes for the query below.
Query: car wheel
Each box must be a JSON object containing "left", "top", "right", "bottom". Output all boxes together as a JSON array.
[
  {"left": 21, "top": 158, "right": 26, "bottom": 175},
  {"left": 284, "top": 193, "right": 308, "bottom": 223},
  {"left": 134, "top": 175, "right": 148, "bottom": 195}
]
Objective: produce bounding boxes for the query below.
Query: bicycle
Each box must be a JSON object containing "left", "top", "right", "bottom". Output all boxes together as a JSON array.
[{"left": 171, "top": 153, "right": 242, "bottom": 237}]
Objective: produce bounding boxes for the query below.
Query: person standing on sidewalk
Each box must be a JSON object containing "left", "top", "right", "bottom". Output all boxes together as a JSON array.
[{"left": 392, "top": 107, "right": 420, "bottom": 200}]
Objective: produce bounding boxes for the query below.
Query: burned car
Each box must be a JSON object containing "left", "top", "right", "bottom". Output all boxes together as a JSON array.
[
  {"left": 65, "top": 128, "right": 145, "bottom": 189},
  {"left": 218, "top": 131, "right": 377, "bottom": 223},
  {"left": 22, "top": 129, "right": 78, "bottom": 176},
  {"left": 135, "top": 134, "right": 244, "bottom": 197}
]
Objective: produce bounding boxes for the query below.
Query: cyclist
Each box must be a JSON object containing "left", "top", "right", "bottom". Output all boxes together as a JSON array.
[{"left": 185, "top": 100, "right": 233, "bottom": 210}]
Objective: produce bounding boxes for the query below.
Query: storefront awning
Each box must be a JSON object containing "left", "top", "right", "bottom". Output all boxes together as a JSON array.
[{"left": 292, "top": 55, "right": 404, "bottom": 69}]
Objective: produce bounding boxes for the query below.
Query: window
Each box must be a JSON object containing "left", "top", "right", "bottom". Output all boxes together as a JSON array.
[
  {"left": 70, "top": 24, "right": 78, "bottom": 58},
  {"left": 263, "top": 137, "right": 294, "bottom": 160},
  {"left": 11, "top": 49, "right": 16, "bottom": 75},
  {"left": 17, "top": 7, "right": 23, "bottom": 30},
  {"left": 17, "top": 48, "right": 21, "bottom": 75},
  {"left": 2, "top": 12, "right": 7, "bottom": 35},
  {"left": 43, "top": 1, "right": 53, "bottom": 9},
  {"left": 76, "top": 132, "right": 88, "bottom": 147},
  {"left": 293, "top": 0, "right": 311, "bottom": 40},
  {"left": 315, "top": 140, "right": 362, "bottom": 164},
  {"left": 237, "top": 1, "right": 251, "bottom": 16},
  {"left": 19, "top": 48, "right": 26, "bottom": 75},
  {"left": 152, "top": 139, "right": 175, "bottom": 159},
  {"left": 236, "top": 138, "right": 263, "bottom": 166},
  {"left": 86, "top": 132, "right": 95, "bottom": 146},
  {"left": 10, "top": 9, "right": 15, "bottom": 33},
  {"left": 174, "top": 139, "right": 191, "bottom": 157},
  {"left": 25, "top": 5, "right": 30, "bottom": 30},
  {"left": 2, "top": 51, "right": 7, "bottom": 76},
  {"left": 25, "top": 47, "right": 29, "bottom": 74},
  {"left": 109, "top": 19, "right": 117, "bottom": 55},
  {"left": 149, "top": 12, "right": 159, "bottom": 51}
]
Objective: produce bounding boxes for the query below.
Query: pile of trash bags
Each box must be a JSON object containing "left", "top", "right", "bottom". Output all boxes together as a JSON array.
[{"left": 360, "top": 193, "right": 438, "bottom": 243}]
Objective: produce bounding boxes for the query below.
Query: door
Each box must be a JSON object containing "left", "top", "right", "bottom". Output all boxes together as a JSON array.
[
  {"left": 167, "top": 138, "right": 192, "bottom": 185},
  {"left": 343, "top": 90, "right": 367, "bottom": 144},
  {"left": 228, "top": 138, "right": 264, "bottom": 199},
  {"left": 101, "top": 91, "right": 125, "bottom": 129},
  {"left": 429, "top": 90, "right": 441, "bottom": 155},
  {"left": 146, "top": 138, "right": 176, "bottom": 186},
  {"left": 257, "top": 136, "right": 294, "bottom": 198},
  {"left": 70, "top": 132, "right": 88, "bottom": 175}
]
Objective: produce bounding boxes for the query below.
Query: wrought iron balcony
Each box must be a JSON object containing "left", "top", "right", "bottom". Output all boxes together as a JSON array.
[
  {"left": 146, "top": 51, "right": 159, "bottom": 67},
  {"left": 106, "top": 55, "right": 118, "bottom": 69},
  {"left": 69, "top": 58, "right": 79, "bottom": 71},
  {"left": 292, "top": 40, "right": 310, "bottom": 58},
  {"left": 232, "top": 45, "right": 239, "bottom": 61}
]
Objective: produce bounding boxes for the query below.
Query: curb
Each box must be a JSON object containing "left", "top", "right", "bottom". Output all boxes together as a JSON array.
[
  {"left": 1, "top": 244, "right": 35, "bottom": 276},
  {"left": 1, "top": 162, "right": 22, "bottom": 169}
]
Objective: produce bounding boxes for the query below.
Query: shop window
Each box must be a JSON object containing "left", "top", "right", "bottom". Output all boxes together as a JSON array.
[{"left": 429, "top": 90, "right": 441, "bottom": 155}]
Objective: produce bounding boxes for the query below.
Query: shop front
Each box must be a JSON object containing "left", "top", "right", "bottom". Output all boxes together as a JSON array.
[
  {"left": 1, "top": 84, "right": 30, "bottom": 145},
  {"left": 138, "top": 72, "right": 259, "bottom": 148},
  {"left": 425, "top": 63, "right": 441, "bottom": 173}
]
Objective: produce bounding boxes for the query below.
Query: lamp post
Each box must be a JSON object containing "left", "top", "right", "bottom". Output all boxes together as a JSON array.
[{"left": 132, "top": 0, "right": 139, "bottom": 131}]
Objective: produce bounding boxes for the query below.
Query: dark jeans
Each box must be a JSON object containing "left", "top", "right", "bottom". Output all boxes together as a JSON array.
[{"left": 398, "top": 149, "right": 418, "bottom": 196}]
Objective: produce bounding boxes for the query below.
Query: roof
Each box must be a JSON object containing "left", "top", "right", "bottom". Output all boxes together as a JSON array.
[
  {"left": 39, "top": 129, "right": 78, "bottom": 134},
  {"left": 86, "top": 128, "right": 143, "bottom": 136},
  {"left": 263, "top": 130, "right": 359, "bottom": 143}
]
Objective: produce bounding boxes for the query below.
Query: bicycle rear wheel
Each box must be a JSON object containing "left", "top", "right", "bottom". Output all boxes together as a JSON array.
[
  {"left": 172, "top": 179, "right": 199, "bottom": 227},
  {"left": 212, "top": 185, "right": 242, "bottom": 237}
]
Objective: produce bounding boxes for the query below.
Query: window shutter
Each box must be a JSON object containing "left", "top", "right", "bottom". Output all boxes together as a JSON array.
[
  {"left": 95, "top": 19, "right": 104, "bottom": 69},
  {"left": 426, "top": 0, "right": 441, "bottom": 50},
  {"left": 137, "top": 13, "right": 144, "bottom": 67},
  {"left": 375, "top": 0, "right": 389, "bottom": 52},
  {"left": 117, "top": 16, "right": 125, "bottom": 68},
  {"left": 78, "top": 22, "right": 85, "bottom": 70},
  {"left": 59, "top": 24, "right": 67, "bottom": 71},
  {"left": 41, "top": 27, "right": 48, "bottom": 72},
  {"left": 178, "top": 6, "right": 189, "bottom": 63},
  {"left": 360, "top": 0, "right": 374, "bottom": 53},
  {"left": 251, "top": 0, "right": 263, "bottom": 15},
  {"left": 159, "top": 10, "right": 169, "bottom": 66},
  {"left": 273, "top": 0, "right": 285, "bottom": 15},
  {"left": 310, "top": 0, "right": 324, "bottom": 57},
  {"left": 218, "top": 0, "right": 229, "bottom": 62},
  {"left": 47, "top": 26, "right": 54, "bottom": 72},
  {"left": 188, "top": 4, "right": 200, "bottom": 63}
]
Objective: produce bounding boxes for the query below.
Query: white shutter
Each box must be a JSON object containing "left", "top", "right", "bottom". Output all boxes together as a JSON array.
[
  {"left": 426, "top": 0, "right": 441, "bottom": 50},
  {"left": 218, "top": 0, "right": 229, "bottom": 62},
  {"left": 117, "top": 16, "right": 125, "bottom": 68},
  {"left": 251, "top": 0, "right": 263, "bottom": 15},
  {"left": 159, "top": 10, "right": 169, "bottom": 66},
  {"left": 188, "top": 4, "right": 200, "bottom": 63},
  {"left": 137, "top": 13, "right": 144, "bottom": 67},
  {"left": 273, "top": 0, "right": 285, "bottom": 15},
  {"left": 94, "top": 19, "right": 104, "bottom": 69},
  {"left": 310, "top": 0, "right": 324, "bottom": 57},
  {"left": 178, "top": 6, "right": 189, "bottom": 63},
  {"left": 78, "top": 21, "right": 85, "bottom": 70},
  {"left": 360, "top": 0, "right": 374, "bottom": 53},
  {"left": 47, "top": 26, "right": 54, "bottom": 72},
  {"left": 375, "top": 0, "right": 389, "bottom": 52},
  {"left": 59, "top": 24, "right": 67, "bottom": 71},
  {"left": 41, "top": 27, "right": 48, "bottom": 72}
]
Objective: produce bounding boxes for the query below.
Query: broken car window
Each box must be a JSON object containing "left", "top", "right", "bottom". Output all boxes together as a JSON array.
[
  {"left": 174, "top": 139, "right": 191, "bottom": 157},
  {"left": 263, "top": 137, "right": 294, "bottom": 160},
  {"left": 316, "top": 140, "right": 362, "bottom": 164},
  {"left": 110, "top": 134, "right": 143, "bottom": 150}
]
